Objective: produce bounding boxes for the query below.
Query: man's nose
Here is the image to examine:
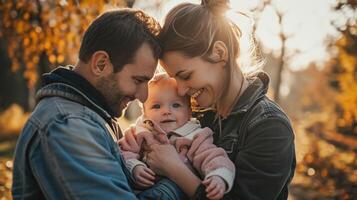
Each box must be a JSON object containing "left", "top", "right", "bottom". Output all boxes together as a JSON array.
[{"left": 136, "top": 85, "right": 148, "bottom": 103}]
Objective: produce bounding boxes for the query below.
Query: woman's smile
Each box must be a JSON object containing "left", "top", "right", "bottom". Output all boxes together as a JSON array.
[{"left": 190, "top": 88, "right": 204, "bottom": 98}]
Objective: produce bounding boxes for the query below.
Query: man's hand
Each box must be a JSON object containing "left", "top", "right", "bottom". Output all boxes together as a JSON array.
[
  {"left": 133, "top": 165, "right": 156, "bottom": 188},
  {"left": 202, "top": 175, "right": 226, "bottom": 200}
]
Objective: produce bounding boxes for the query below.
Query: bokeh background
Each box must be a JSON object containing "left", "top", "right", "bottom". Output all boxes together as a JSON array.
[{"left": 0, "top": 0, "right": 356, "bottom": 199}]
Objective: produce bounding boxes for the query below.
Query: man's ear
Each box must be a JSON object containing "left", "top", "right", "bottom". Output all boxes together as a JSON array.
[
  {"left": 209, "top": 41, "right": 228, "bottom": 64},
  {"left": 90, "top": 51, "right": 112, "bottom": 76}
]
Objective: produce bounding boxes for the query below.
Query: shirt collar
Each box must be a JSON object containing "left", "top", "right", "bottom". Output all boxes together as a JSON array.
[{"left": 170, "top": 118, "right": 201, "bottom": 137}]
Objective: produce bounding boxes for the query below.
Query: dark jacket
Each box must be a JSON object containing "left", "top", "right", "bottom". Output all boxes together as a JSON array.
[{"left": 194, "top": 72, "right": 296, "bottom": 200}]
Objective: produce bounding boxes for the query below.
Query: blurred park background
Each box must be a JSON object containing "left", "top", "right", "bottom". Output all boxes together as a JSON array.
[{"left": 0, "top": 0, "right": 356, "bottom": 199}]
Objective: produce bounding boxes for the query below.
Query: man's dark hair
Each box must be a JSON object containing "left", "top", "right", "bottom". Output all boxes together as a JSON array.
[{"left": 79, "top": 9, "right": 161, "bottom": 72}]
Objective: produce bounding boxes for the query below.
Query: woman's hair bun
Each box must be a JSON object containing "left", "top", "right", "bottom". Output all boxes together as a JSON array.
[{"left": 201, "top": 0, "right": 230, "bottom": 16}]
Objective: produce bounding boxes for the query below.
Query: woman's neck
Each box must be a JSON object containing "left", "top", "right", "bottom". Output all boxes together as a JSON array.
[{"left": 218, "top": 71, "right": 249, "bottom": 117}]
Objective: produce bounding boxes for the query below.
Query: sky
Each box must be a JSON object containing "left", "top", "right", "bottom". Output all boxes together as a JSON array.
[{"left": 133, "top": 0, "right": 355, "bottom": 70}]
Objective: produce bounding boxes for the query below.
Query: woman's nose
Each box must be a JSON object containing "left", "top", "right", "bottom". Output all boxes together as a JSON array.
[{"left": 177, "top": 82, "right": 189, "bottom": 96}]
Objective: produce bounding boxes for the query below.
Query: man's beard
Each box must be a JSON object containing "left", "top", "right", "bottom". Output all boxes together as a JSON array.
[
  {"left": 96, "top": 75, "right": 131, "bottom": 118},
  {"left": 110, "top": 96, "right": 125, "bottom": 117}
]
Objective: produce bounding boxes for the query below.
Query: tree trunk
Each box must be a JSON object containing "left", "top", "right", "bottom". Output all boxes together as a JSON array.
[
  {"left": 274, "top": 45, "right": 285, "bottom": 104},
  {"left": 0, "top": 38, "right": 29, "bottom": 111}
]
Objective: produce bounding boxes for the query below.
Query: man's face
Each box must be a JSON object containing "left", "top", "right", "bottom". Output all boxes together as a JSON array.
[{"left": 97, "top": 43, "right": 157, "bottom": 117}]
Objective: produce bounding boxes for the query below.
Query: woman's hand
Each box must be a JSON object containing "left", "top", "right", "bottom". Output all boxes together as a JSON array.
[
  {"left": 146, "top": 143, "right": 184, "bottom": 177},
  {"left": 146, "top": 143, "right": 202, "bottom": 198}
]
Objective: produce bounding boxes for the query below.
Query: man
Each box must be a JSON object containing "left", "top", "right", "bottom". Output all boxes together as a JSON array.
[{"left": 12, "top": 9, "right": 182, "bottom": 199}]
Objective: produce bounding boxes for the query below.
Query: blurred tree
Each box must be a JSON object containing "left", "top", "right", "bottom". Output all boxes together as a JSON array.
[
  {"left": 0, "top": 0, "right": 132, "bottom": 111},
  {"left": 332, "top": 24, "right": 357, "bottom": 135},
  {"left": 251, "top": 0, "right": 300, "bottom": 104},
  {"left": 270, "top": 4, "right": 289, "bottom": 104},
  {"left": 288, "top": 48, "right": 357, "bottom": 200},
  {"left": 282, "top": 62, "right": 337, "bottom": 117},
  {"left": 0, "top": 36, "right": 29, "bottom": 111},
  {"left": 328, "top": 0, "right": 357, "bottom": 135},
  {"left": 290, "top": 2, "right": 357, "bottom": 199}
]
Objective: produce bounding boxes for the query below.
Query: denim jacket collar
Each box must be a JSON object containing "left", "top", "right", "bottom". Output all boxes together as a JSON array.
[
  {"left": 229, "top": 71, "right": 270, "bottom": 115},
  {"left": 36, "top": 82, "right": 112, "bottom": 120},
  {"left": 38, "top": 66, "right": 115, "bottom": 116},
  {"left": 35, "top": 66, "right": 122, "bottom": 138}
]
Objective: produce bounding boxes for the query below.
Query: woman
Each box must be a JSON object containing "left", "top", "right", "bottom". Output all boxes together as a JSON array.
[{"left": 145, "top": 0, "right": 296, "bottom": 199}]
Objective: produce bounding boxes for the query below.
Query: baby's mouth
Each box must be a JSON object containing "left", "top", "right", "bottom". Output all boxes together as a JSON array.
[{"left": 160, "top": 119, "right": 176, "bottom": 123}]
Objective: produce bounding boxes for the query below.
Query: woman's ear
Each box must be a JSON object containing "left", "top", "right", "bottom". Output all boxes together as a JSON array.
[
  {"left": 209, "top": 41, "right": 228, "bottom": 64},
  {"left": 90, "top": 51, "right": 112, "bottom": 76}
]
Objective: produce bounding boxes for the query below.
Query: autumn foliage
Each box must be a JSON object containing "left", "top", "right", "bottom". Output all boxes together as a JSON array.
[
  {"left": 0, "top": 0, "right": 126, "bottom": 88},
  {"left": 290, "top": 24, "right": 357, "bottom": 199},
  {"left": 0, "top": 0, "right": 356, "bottom": 199},
  {"left": 334, "top": 26, "right": 357, "bottom": 134}
]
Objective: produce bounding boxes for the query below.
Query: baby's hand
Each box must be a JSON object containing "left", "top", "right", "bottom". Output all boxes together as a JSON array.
[
  {"left": 133, "top": 165, "right": 156, "bottom": 188},
  {"left": 202, "top": 176, "right": 226, "bottom": 200}
]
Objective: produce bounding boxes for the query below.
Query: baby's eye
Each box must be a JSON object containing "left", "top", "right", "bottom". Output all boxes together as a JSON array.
[
  {"left": 151, "top": 104, "right": 160, "bottom": 109},
  {"left": 172, "top": 103, "right": 182, "bottom": 108}
]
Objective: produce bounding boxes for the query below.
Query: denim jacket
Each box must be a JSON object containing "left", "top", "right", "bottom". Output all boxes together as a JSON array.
[
  {"left": 12, "top": 66, "right": 183, "bottom": 200},
  {"left": 194, "top": 72, "right": 296, "bottom": 200}
]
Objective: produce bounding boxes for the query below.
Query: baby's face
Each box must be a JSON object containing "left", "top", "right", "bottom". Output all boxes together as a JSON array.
[{"left": 144, "top": 81, "right": 191, "bottom": 133}]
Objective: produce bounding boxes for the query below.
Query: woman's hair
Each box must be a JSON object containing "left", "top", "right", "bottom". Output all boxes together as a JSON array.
[{"left": 159, "top": 0, "right": 262, "bottom": 113}]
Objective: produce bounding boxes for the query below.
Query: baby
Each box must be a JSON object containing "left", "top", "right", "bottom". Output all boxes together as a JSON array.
[{"left": 119, "top": 73, "right": 235, "bottom": 199}]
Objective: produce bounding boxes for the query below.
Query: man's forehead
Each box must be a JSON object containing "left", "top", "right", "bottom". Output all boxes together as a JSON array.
[
  {"left": 132, "top": 60, "right": 157, "bottom": 77},
  {"left": 134, "top": 43, "right": 157, "bottom": 63}
]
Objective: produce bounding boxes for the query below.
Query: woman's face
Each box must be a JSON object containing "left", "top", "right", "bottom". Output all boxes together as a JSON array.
[{"left": 161, "top": 51, "right": 227, "bottom": 108}]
